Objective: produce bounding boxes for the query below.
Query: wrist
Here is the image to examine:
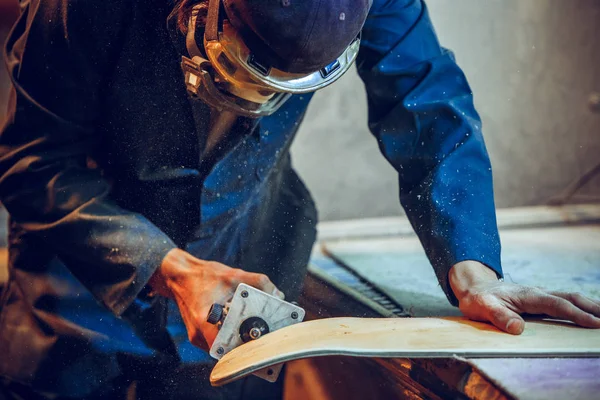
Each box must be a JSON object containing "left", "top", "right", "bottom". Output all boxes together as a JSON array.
[
  {"left": 148, "top": 248, "right": 191, "bottom": 297},
  {"left": 449, "top": 260, "right": 500, "bottom": 301}
]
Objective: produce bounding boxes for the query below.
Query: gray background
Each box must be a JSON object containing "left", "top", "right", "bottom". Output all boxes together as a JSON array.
[
  {"left": 1, "top": 0, "right": 600, "bottom": 224},
  {"left": 290, "top": 0, "right": 600, "bottom": 221}
]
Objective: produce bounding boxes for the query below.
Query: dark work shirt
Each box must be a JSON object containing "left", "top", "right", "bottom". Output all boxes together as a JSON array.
[{"left": 0, "top": 0, "right": 502, "bottom": 396}]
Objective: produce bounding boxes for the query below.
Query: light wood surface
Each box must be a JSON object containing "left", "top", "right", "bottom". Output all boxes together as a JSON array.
[{"left": 210, "top": 316, "right": 600, "bottom": 386}]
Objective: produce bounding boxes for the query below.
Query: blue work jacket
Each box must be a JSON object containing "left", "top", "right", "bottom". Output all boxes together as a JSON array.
[{"left": 0, "top": 0, "right": 502, "bottom": 397}]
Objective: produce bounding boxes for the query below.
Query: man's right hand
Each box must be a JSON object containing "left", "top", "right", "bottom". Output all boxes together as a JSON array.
[{"left": 149, "top": 248, "right": 285, "bottom": 350}]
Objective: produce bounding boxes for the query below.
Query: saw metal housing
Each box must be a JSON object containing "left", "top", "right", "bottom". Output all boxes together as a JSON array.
[{"left": 209, "top": 283, "right": 306, "bottom": 382}]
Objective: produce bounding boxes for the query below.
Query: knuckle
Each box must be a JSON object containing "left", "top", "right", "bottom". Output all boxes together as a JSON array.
[
  {"left": 514, "top": 286, "right": 542, "bottom": 309},
  {"left": 562, "top": 293, "right": 576, "bottom": 303},
  {"left": 460, "top": 292, "right": 492, "bottom": 313},
  {"left": 546, "top": 296, "right": 565, "bottom": 312},
  {"left": 206, "top": 261, "right": 221, "bottom": 269},
  {"left": 210, "top": 261, "right": 231, "bottom": 272},
  {"left": 570, "top": 292, "right": 585, "bottom": 302},
  {"left": 257, "top": 274, "right": 271, "bottom": 286},
  {"left": 519, "top": 286, "right": 540, "bottom": 299},
  {"left": 224, "top": 270, "right": 241, "bottom": 285}
]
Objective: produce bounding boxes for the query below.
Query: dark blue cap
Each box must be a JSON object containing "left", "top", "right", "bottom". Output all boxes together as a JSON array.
[{"left": 222, "top": 0, "right": 371, "bottom": 74}]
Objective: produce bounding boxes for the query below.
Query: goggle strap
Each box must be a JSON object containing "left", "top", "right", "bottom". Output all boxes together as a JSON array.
[
  {"left": 186, "top": 7, "right": 203, "bottom": 58},
  {"left": 205, "top": 0, "right": 221, "bottom": 43}
]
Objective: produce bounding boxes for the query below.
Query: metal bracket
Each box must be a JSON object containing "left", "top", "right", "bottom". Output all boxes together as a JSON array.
[{"left": 209, "top": 284, "right": 305, "bottom": 382}]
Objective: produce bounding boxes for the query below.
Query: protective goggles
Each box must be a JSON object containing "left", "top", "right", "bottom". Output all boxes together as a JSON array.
[{"left": 181, "top": 0, "right": 361, "bottom": 117}]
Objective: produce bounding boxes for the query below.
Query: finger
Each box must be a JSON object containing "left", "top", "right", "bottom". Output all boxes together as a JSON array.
[
  {"left": 550, "top": 292, "right": 600, "bottom": 317},
  {"left": 484, "top": 302, "right": 526, "bottom": 335},
  {"left": 523, "top": 293, "right": 600, "bottom": 328},
  {"left": 243, "top": 272, "right": 285, "bottom": 299}
]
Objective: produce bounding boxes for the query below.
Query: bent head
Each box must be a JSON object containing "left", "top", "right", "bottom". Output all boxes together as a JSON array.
[{"left": 174, "top": 0, "right": 371, "bottom": 117}]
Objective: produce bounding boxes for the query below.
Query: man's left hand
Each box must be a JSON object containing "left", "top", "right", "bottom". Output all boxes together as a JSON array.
[{"left": 449, "top": 261, "right": 600, "bottom": 335}]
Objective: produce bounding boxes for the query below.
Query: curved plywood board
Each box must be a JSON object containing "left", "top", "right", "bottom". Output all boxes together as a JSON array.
[{"left": 210, "top": 316, "right": 600, "bottom": 386}]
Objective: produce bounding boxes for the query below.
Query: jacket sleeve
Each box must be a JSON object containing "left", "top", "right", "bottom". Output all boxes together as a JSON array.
[
  {"left": 357, "top": 0, "right": 503, "bottom": 306},
  {"left": 0, "top": 0, "right": 177, "bottom": 316}
]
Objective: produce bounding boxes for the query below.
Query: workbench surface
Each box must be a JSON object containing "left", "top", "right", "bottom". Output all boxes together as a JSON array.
[{"left": 300, "top": 204, "right": 600, "bottom": 400}]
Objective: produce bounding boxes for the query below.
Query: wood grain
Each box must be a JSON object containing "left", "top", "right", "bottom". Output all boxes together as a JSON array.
[
  {"left": 294, "top": 273, "right": 495, "bottom": 400},
  {"left": 210, "top": 316, "right": 600, "bottom": 386}
]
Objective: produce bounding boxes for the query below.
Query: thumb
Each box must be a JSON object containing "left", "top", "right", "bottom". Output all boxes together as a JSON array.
[{"left": 485, "top": 303, "right": 525, "bottom": 335}]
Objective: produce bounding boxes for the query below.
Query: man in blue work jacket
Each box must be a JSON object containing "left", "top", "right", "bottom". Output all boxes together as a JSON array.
[{"left": 1, "top": 0, "right": 599, "bottom": 399}]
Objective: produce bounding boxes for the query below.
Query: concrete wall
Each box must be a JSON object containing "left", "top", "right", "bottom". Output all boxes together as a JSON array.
[{"left": 290, "top": 0, "right": 600, "bottom": 221}]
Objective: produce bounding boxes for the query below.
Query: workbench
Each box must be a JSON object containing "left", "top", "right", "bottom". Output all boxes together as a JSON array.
[{"left": 285, "top": 204, "right": 600, "bottom": 400}]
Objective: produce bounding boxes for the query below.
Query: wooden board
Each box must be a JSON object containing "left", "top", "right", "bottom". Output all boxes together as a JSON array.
[
  {"left": 296, "top": 273, "right": 600, "bottom": 400},
  {"left": 210, "top": 316, "right": 600, "bottom": 386}
]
